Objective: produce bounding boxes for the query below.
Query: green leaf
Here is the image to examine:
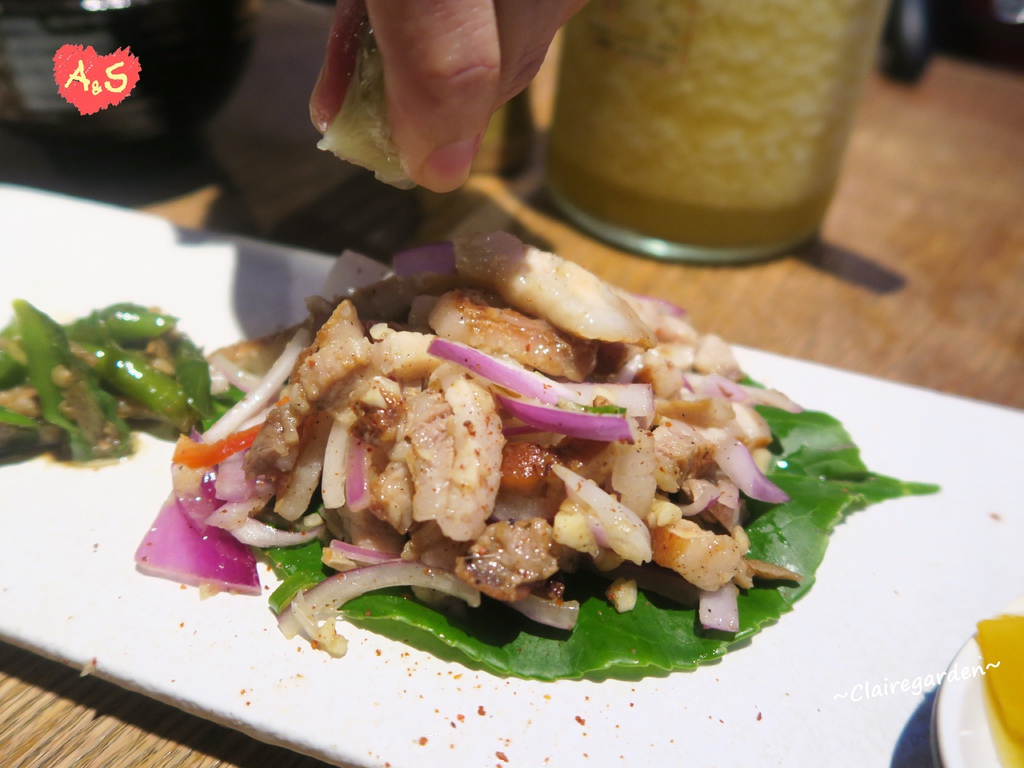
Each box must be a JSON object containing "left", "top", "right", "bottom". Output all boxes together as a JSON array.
[{"left": 262, "top": 406, "right": 938, "bottom": 680}]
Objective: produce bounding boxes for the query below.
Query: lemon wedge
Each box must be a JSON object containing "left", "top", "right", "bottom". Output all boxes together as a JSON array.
[
  {"left": 318, "top": 23, "right": 413, "bottom": 189},
  {"left": 977, "top": 613, "right": 1024, "bottom": 767}
]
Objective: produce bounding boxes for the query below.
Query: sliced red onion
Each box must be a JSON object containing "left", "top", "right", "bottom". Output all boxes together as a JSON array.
[
  {"left": 497, "top": 395, "right": 634, "bottom": 444},
  {"left": 714, "top": 440, "right": 790, "bottom": 504},
  {"left": 294, "top": 562, "right": 481, "bottom": 621},
  {"left": 323, "top": 248, "right": 393, "bottom": 299},
  {"left": 699, "top": 583, "right": 740, "bottom": 632},
  {"left": 134, "top": 496, "right": 261, "bottom": 596},
  {"left": 345, "top": 435, "right": 372, "bottom": 513},
  {"left": 428, "top": 337, "right": 574, "bottom": 405},
  {"left": 328, "top": 539, "right": 402, "bottom": 565},
  {"left": 391, "top": 241, "right": 456, "bottom": 276},
  {"left": 505, "top": 594, "right": 580, "bottom": 631},
  {"left": 228, "top": 518, "right": 324, "bottom": 548},
  {"left": 553, "top": 464, "right": 652, "bottom": 564},
  {"left": 202, "top": 327, "right": 311, "bottom": 444}
]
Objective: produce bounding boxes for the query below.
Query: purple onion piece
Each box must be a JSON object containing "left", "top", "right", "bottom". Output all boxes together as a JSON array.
[
  {"left": 714, "top": 440, "right": 790, "bottom": 504},
  {"left": 391, "top": 241, "right": 456, "bottom": 276},
  {"left": 498, "top": 395, "right": 634, "bottom": 443},
  {"left": 134, "top": 496, "right": 261, "bottom": 596}
]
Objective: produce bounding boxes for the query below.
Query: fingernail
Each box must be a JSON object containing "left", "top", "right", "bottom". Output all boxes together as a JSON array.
[
  {"left": 310, "top": 62, "right": 331, "bottom": 133},
  {"left": 420, "top": 134, "right": 482, "bottom": 192}
]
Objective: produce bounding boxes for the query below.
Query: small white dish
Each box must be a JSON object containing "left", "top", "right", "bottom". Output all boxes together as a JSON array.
[{"left": 933, "top": 596, "right": 1024, "bottom": 768}]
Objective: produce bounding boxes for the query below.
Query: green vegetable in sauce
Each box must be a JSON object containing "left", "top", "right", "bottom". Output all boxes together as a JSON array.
[
  {"left": 171, "top": 336, "right": 215, "bottom": 419},
  {"left": 79, "top": 342, "right": 197, "bottom": 433},
  {"left": 12, "top": 300, "right": 133, "bottom": 462},
  {"left": 2, "top": 300, "right": 222, "bottom": 460},
  {"left": 65, "top": 302, "right": 177, "bottom": 344}
]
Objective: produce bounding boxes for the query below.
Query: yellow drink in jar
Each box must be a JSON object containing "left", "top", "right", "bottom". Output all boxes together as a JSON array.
[{"left": 546, "top": 0, "right": 890, "bottom": 261}]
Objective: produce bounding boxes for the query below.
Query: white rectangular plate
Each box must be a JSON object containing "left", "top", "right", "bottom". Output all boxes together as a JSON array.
[{"left": 2, "top": 183, "right": 1022, "bottom": 768}]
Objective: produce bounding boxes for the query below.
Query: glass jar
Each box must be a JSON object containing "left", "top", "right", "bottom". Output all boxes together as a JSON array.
[{"left": 546, "top": 0, "right": 890, "bottom": 262}]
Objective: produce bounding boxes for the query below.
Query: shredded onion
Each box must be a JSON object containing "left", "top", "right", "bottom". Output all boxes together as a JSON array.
[
  {"left": 294, "top": 562, "right": 481, "bottom": 621},
  {"left": 207, "top": 352, "right": 262, "bottom": 394},
  {"left": 321, "top": 413, "right": 353, "bottom": 509},
  {"left": 328, "top": 539, "right": 401, "bottom": 565},
  {"left": 202, "top": 327, "right": 311, "bottom": 444},
  {"left": 228, "top": 518, "right": 324, "bottom": 548},
  {"left": 505, "top": 594, "right": 580, "bottom": 630},
  {"left": 278, "top": 591, "right": 349, "bottom": 658}
]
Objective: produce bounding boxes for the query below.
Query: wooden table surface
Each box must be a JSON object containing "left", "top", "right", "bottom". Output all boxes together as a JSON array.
[{"left": 1, "top": 2, "right": 1022, "bottom": 766}]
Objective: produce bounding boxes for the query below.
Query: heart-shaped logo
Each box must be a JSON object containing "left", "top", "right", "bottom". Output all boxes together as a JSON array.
[{"left": 53, "top": 45, "right": 141, "bottom": 116}]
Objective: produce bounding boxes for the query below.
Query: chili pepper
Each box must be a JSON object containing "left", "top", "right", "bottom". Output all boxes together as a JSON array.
[
  {"left": 12, "top": 300, "right": 132, "bottom": 461},
  {"left": 172, "top": 423, "right": 263, "bottom": 468},
  {"left": 66, "top": 302, "right": 177, "bottom": 345},
  {"left": 80, "top": 342, "right": 197, "bottom": 434}
]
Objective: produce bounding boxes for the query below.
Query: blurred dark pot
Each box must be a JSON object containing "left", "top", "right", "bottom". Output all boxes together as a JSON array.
[{"left": 0, "top": 0, "right": 258, "bottom": 142}]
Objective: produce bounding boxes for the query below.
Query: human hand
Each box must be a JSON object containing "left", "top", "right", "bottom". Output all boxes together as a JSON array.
[{"left": 311, "top": 0, "right": 588, "bottom": 192}]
